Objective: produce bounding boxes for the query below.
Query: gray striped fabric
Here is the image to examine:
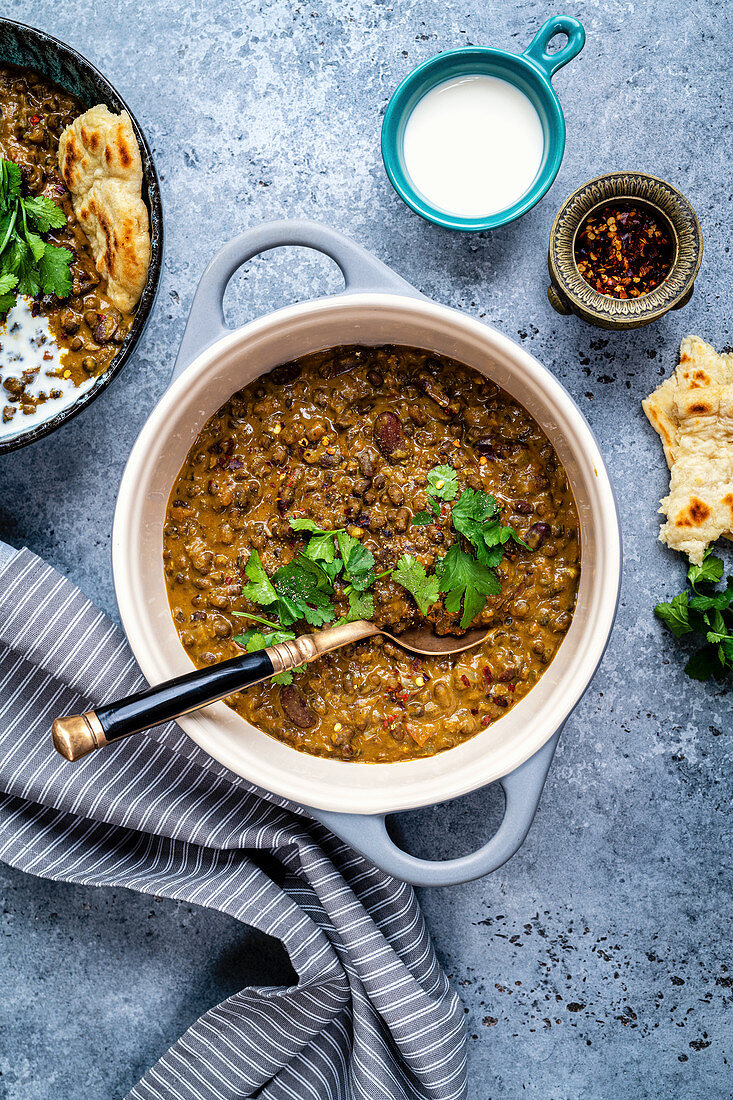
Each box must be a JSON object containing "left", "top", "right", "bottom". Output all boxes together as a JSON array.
[{"left": 0, "top": 546, "right": 467, "bottom": 1100}]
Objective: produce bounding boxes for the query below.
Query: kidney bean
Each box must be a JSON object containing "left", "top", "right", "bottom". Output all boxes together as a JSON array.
[
  {"left": 280, "top": 685, "right": 318, "bottom": 729},
  {"left": 373, "top": 411, "right": 402, "bottom": 455},
  {"left": 526, "top": 522, "right": 551, "bottom": 549},
  {"left": 270, "top": 361, "right": 301, "bottom": 385}
]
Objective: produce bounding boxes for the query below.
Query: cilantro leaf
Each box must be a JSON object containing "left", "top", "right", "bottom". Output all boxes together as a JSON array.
[
  {"left": 451, "top": 488, "right": 530, "bottom": 568},
  {"left": 7, "top": 237, "right": 40, "bottom": 296},
  {"left": 705, "top": 609, "right": 729, "bottom": 645},
  {"left": 272, "top": 557, "right": 336, "bottom": 627},
  {"left": 684, "top": 647, "right": 718, "bottom": 681},
  {"left": 654, "top": 593, "right": 693, "bottom": 638},
  {"left": 392, "top": 554, "right": 441, "bottom": 616},
  {"left": 0, "top": 272, "right": 18, "bottom": 315},
  {"left": 436, "top": 543, "right": 500, "bottom": 629},
  {"left": 23, "top": 226, "right": 46, "bottom": 263},
  {"left": 688, "top": 552, "right": 724, "bottom": 590},
  {"left": 303, "top": 531, "right": 337, "bottom": 564},
  {"left": 289, "top": 517, "right": 342, "bottom": 534},
  {"left": 338, "top": 589, "right": 375, "bottom": 624},
  {"left": 241, "top": 550, "right": 278, "bottom": 606},
  {"left": 688, "top": 575, "right": 733, "bottom": 611},
  {"left": 336, "top": 530, "right": 375, "bottom": 591},
  {"left": 37, "top": 244, "right": 72, "bottom": 298},
  {"left": 411, "top": 511, "right": 434, "bottom": 526},
  {"left": 427, "top": 464, "right": 459, "bottom": 501},
  {"left": 655, "top": 551, "right": 733, "bottom": 682},
  {"left": 0, "top": 160, "right": 70, "bottom": 312},
  {"left": 22, "top": 194, "right": 66, "bottom": 233},
  {"left": 234, "top": 626, "right": 301, "bottom": 685}
]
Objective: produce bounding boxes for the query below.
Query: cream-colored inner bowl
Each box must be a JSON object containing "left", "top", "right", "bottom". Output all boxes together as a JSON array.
[{"left": 113, "top": 295, "right": 620, "bottom": 814}]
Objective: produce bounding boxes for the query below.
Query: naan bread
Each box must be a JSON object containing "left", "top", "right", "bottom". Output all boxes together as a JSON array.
[
  {"left": 58, "top": 104, "right": 150, "bottom": 312},
  {"left": 643, "top": 336, "right": 733, "bottom": 564}
]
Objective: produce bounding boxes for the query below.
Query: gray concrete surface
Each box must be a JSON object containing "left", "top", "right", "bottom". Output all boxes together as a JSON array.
[{"left": 1, "top": 0, "right": 731, "bottom": 1097}]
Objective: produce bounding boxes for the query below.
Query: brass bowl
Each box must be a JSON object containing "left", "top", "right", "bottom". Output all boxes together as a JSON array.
[{"left": 547, "top": 172, "right": 702, "bottom": 330}]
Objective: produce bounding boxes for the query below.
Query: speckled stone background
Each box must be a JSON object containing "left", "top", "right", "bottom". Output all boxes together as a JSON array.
[{"left": 1, "top": 1, "right": 731, "bottom": 1097}]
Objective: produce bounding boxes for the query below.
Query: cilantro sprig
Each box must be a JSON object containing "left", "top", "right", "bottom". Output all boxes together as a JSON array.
[
  {"left": 655, "top": 551, "right": 733, "bottom": 680},
  {"left": 238, "top": 472, "right": 533, "bottom": 656},
  {"left": 0, "top": 157, "right": 72, "bottom": 313},
  {"left": 436, "top": 544, "right": 502, "bottom": 629},
  {"left": 451, "top": 488, "right": 530, "bottom": 567},
  {"left": 392, "top": 555, "right": 441, "bottom": 616},
  {"left": 412, "top": 463, "right": 459, "bottom": 524}
]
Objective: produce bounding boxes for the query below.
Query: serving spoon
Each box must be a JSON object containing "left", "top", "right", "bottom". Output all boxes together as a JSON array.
[{"left": 52, "top": 619, "right": 488, "bottom": 762}]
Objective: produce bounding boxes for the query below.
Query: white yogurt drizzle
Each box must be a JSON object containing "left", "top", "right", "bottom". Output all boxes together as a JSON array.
[{"left": 0, "top": 296, "right": 94, "bottom": 442}]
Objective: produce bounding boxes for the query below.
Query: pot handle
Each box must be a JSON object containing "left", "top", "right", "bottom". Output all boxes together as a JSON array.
[
  {"left": 172, "top": 220, "right": 422, "bottom": 382},
  {"left": 305, "top": 729, "right": 561, "bottom": 887},
  {"left": 523, "top": 16, "right": 585, "bottom": 79}
]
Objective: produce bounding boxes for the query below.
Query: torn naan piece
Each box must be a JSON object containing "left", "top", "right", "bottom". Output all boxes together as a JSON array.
[
  {"left": 643, "top": 373, "right": 679, "bottom": 469},
  {"left": 58, "top": 104, "right": 150, "bottom": 312},
  {"left": 644, "top": 336, "right": 733, "bottom": 565}
]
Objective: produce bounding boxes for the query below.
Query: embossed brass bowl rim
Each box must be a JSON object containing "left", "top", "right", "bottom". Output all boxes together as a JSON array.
[{"left": 547, "top": 172, "right": 702, "bottom": 330}]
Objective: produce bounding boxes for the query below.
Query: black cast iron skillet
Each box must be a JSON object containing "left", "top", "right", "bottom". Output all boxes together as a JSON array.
[{"left": 0, "top": 17, "right": 163, "bottom": 454}]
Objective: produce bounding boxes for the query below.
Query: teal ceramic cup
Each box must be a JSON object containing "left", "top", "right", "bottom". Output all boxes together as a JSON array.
[{"left": 381, "top": 15, "right": 585, "bottom": 232}]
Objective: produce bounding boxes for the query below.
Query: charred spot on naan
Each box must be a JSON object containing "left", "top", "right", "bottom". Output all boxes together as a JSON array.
[{"left": 674, "top": 497, "right": 712, "bottom": 527}]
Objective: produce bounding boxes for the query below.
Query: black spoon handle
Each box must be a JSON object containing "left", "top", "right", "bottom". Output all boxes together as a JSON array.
[
  {"left": 52, "top": 619, "right": 379, "bottom": 762},
  {"left": 52, "top": 648, "right": 274, "bottom": 761}
]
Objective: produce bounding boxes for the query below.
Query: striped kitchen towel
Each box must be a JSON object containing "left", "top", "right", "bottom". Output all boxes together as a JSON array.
[{"left": 0, "top": 543, "right": 467, "bottom": 1100}]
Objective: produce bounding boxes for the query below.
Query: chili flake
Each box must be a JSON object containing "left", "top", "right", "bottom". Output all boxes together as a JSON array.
[{"left": 574, "top": 202, "right": 673, "bottom": 299}]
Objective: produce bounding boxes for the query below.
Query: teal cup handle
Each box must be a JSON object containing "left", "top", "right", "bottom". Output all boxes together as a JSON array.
[
  {"left": 381, "top": 16, "right": 585, "bottom": 232},
  {"left": 171, "top": 220, "right": 562, "bottom": 887},
  {"left": 523, "top": 16, "right": 586, "bottom": 79}
]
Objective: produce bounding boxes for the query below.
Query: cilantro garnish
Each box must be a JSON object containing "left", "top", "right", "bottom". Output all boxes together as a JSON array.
[
  {"left": 336, "top": 530, "right": 375, "bottom": 591},
  {"left": 240, "top": 548, "right": 336, "bottom": 628},
  {"left": 0, "top": 272, "right": 18, "bottom": 314},
  {"left": 451, "top": 488, "right": 530, "bottom": 567},
  {"left": 288, "top": 518, "right": 375, "bottom": 589},
  {"left": 338, "top": 589, "right": 375, "bottom": 625},
  {"left": 241, "top": 550, "right": 278, "bottom": 607},
  {"left": 392, "top": 554, "right": 441, "bottom": 616},
  {"left": 688, "top": 553, "right": 725, "bottom": 591},
  {"left": 436, "top": 543, "right": 501, "bottom": 629},
  {"left": 271, "top": 557, "right": 336, "bottom": 627},
  {"left": 410, "top": 464, "right": 457, "bottom": 527},
  {"left": 266, "top": 476, "right": 533, "bottom": 636},
  {"left": 233, "top": 625, "right": 302, "bottom": 685},
  {"left": 427, "top": 464, "right": 459, "bottom": 501},
  {"left": 655, "top": 551, "right": 733, "bottom": 680},
  {"left": 0, "top": 158, "right": 72, "bottom": 312},
  {"left": 289, "top": 518, "right": 339, "bottom": 534},
  {"left": 655, "top": 592, "right": 693, "bottom": 638}
]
